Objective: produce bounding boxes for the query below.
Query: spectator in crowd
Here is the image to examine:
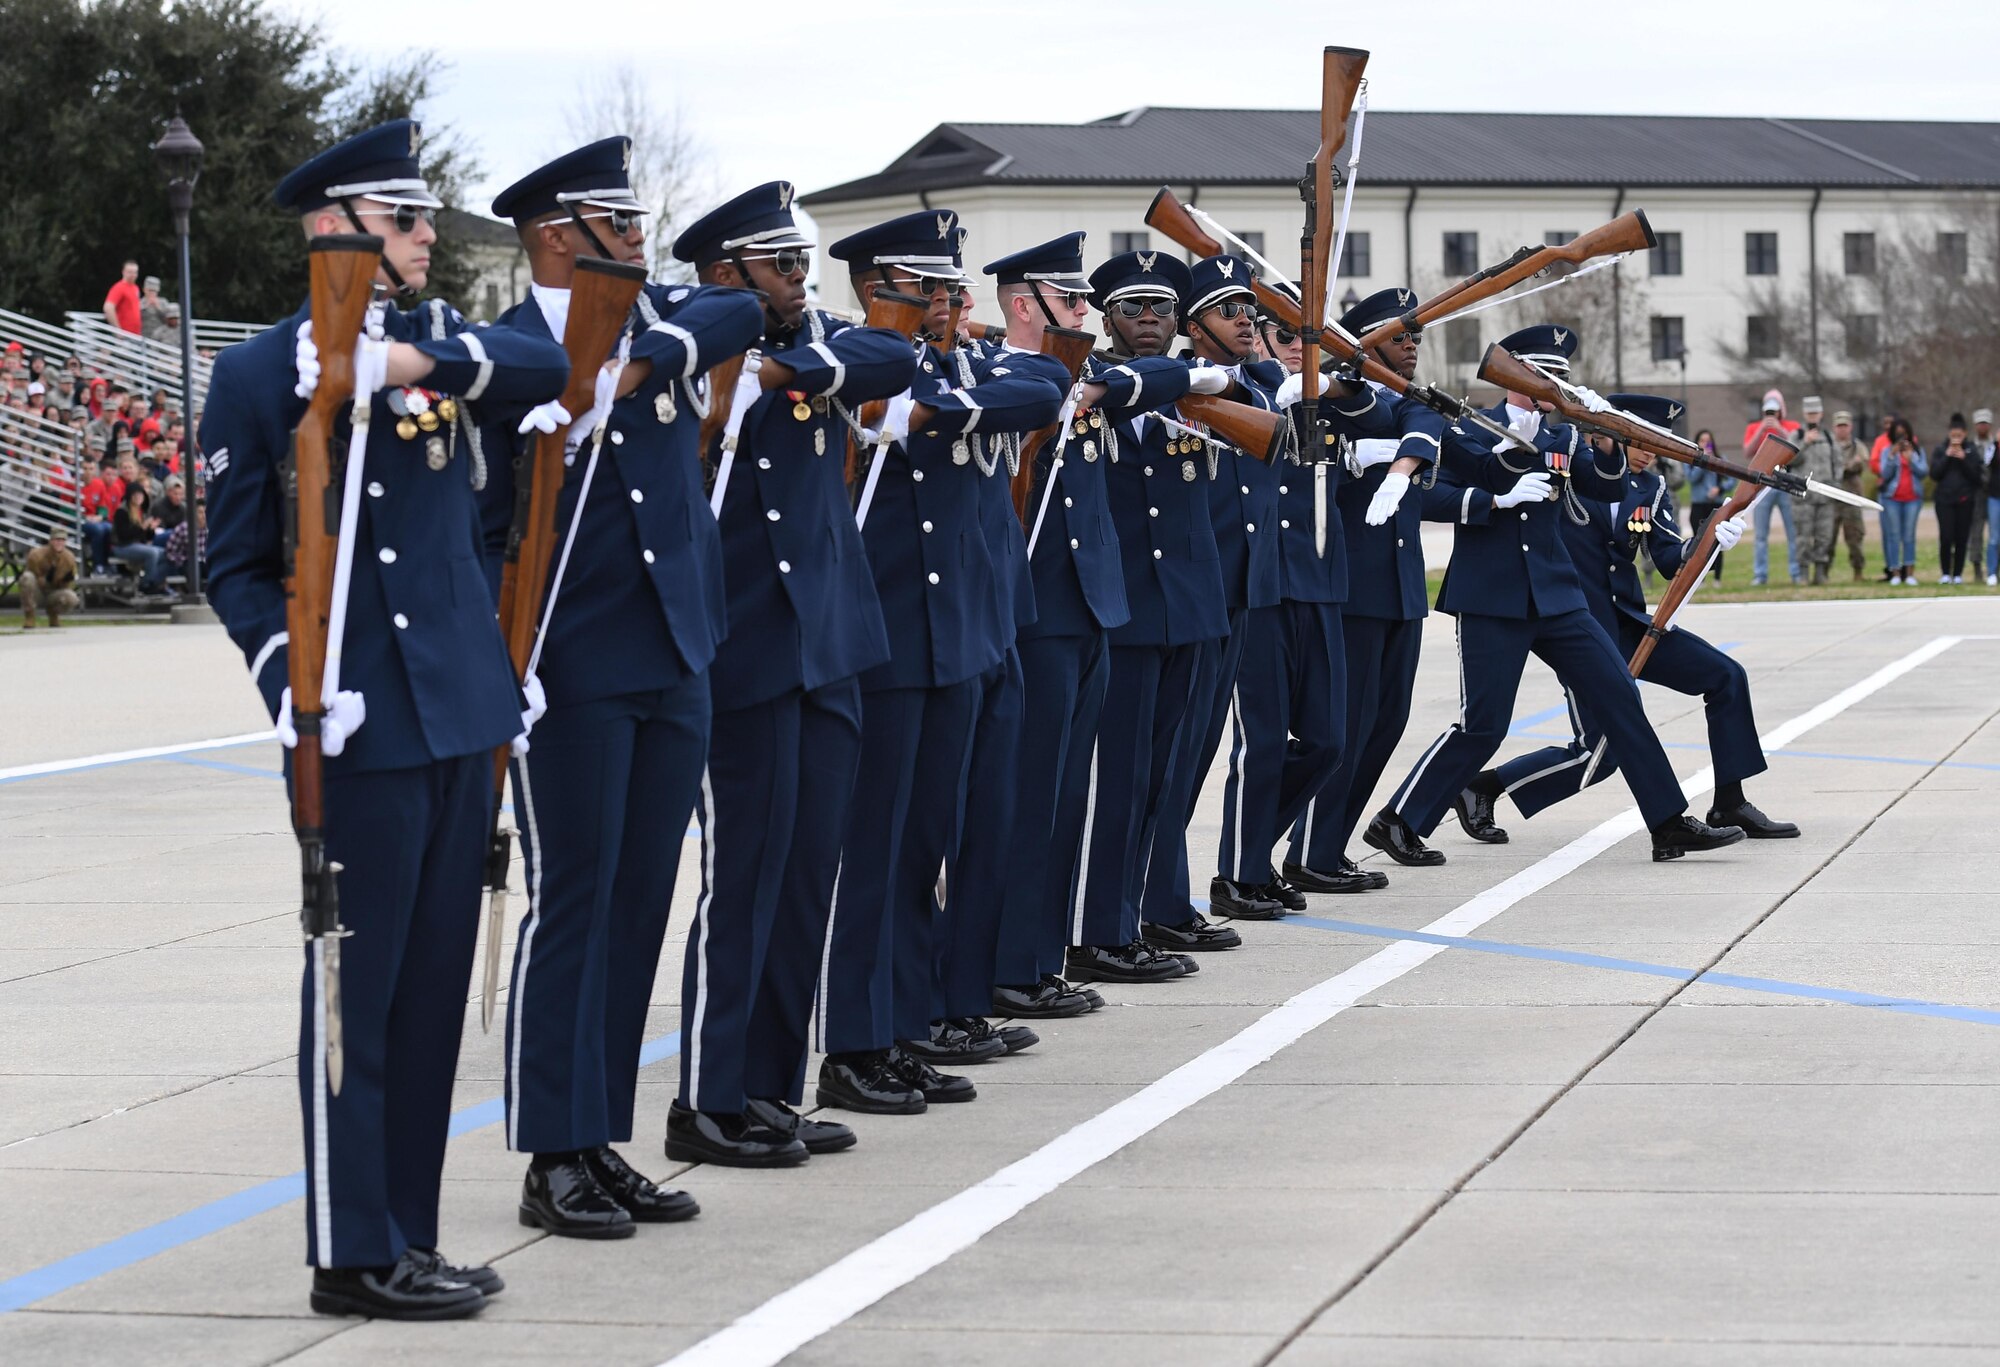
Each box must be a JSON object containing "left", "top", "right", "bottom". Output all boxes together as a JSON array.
[
  {"left": 1744, "top": 389, "right": 1802, "bottom": 585},
  {"left": 1877, "top": 418, "right": 1927, "bottom": 585},
  {"left": 84, "top": 401, "right": 114, "bottom": 456},
  {"left": 103, "top": 260, "right": 142, "bottom": 335},
  {"left": 117, "top": 452, "right": 158, "bottom": 508},
  {"left": 78, "top": 456, "right": 122, "bottom": 574},
  {"left": 1970, "top": 408, "right": 1998, "bottom": 585},
  {"left": 154, "top": 475, "right": 187, "bottom": 545},
  {"left": 139, "top": 276, "right": 180, "bottom": 345},
  {"left": 1793, "top": 397, "right": 1845, "bottom": 585},
  {"left": 1932, "top": 413, "right": 1983, "bottom": 584},
  {"left": 1824, "top": 411, "right": 1872, "bottom": 584},
  {"left": 125, "top": 395, "right": 154, "bottom": 452},
  {"left": 86, "top": 376, "right": 109, "bottom": 419},
  {"left": 1871, "top": 413, "right": 1897, "bottom": 465},
  {"left": 60, "top": 355, "right": 86, "bottom": 407},
  {"left": 20, "top": 527, "right": 81, "bottom": 629},
  {"left": 164, "top": 501, "right": 205, "bottom": 579},
  {"left": 1684, "top": 430, "right": 1727, "bottom": 577},
  {"left": 110, "top": 483, "right": 167, "bottom": 594},
  {"left": 153, "top": 416, "right": 185, "bottom": 475}
]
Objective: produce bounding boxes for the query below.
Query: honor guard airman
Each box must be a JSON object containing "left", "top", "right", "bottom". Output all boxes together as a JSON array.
[
  {"left": 478, "top": 138, "right": 767, "bottom": 1237},
  {"left": 1375, "top": 325, "right": 1748, "bottom": 865},
  {"left": 204, "top": 119, "right": 570, "bottom": 1319},
  {"left": 815, "top": 210, "right": 1063, "bottom": 1113},
  {"left": 1466, "top": 395, "right": 1797, "bottom": 841},
  {"left": 668, "top": 182, "right": 916, "bottom": 1162}
]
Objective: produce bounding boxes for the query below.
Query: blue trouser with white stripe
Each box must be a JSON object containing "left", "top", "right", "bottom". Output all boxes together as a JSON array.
[
  {"left": 1291, "top": 612, "right": 1423, "bottom": 869},
  {"left": 996, "top": 630, "right": 1110, "bottom": 985},
  {"left": 299, "top": 753, "right": 488, "bottom": 1269},
  {"left": 1219, "top": 600, "right": 1346, "bottom": 885},
  {"left": 1079, "top": 641, "right": 1201, "bottom": 948},
  {"left": 1140, "top": 611, "right": 1247, "bottom": 927},
  {"left": 1493, "top": 619, "right": 1766, "bottom": 817},
  {"left": 680, "top": 679, "right": 862, "bottom": 1114},
  {"left": 1390, "top": 608, "right": 1688, "bottom": 836},
  {"left": 938, "top": 648, "right": 1025, "bottom": 1020},
  {"left": 822, "top": 680, "right": 981, "bottom": 1054},
  {"left": 506, "top": 676, "right": 710, "bottom": 1155}
]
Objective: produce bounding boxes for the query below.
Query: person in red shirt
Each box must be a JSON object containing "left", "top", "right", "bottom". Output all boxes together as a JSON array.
[
  {"left": 1742, "top": 389, "right": 1805, "bottom": 584},
  {"left": 103, "top": 260, "right": 142, "bottom": 334},
  {"left": 80, "top": 457, "right": 124, "bottom": 573}
]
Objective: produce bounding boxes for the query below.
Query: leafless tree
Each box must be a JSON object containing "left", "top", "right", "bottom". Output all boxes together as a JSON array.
[
  {"left": 1423, "top": 257, "right": 1650, "bottom": 401},
  {"left": 561, "top": 64, "right": 716, "bottom": 283}
]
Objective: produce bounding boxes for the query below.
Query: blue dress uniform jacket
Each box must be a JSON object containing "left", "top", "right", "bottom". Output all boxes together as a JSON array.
[
  {"left": 202, "top": 292, "right": 568, "bottom": 1271},
  {"left": 1203, "top": 358, "right": 1286, "bottom": 613},
  {"left": 1105, "top": 387, "right": 1232, "bottom": 649},
  {"left": 709, "top": 314, "right": 917, "bottom": 707},
  {"left": 1338, "top": 394, "right": 1448, "bottom": 619},
  {"left": 476, "top": 282, "right": 766, "bottom": 703}
]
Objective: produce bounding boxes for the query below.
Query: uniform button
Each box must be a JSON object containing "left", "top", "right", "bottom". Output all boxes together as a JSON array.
[
  {"left": 1148, "top": 506, "right": 1159, "bottom": 517},
  {"left": 1144, "top": 465, "right": 1154, "bottom": 476},
  {"left": 927, "top": 571, "right": 940, "bottom": 584},
  {"left": 1281, "top": 519, "right": 1291, "bottom": 529},
  {"left": 912, "top": 469, "right": 925, "bottom": 482},
  {"left": 757, "top": 457, "right": 772, "bottom": 470},
  {"left": 1070, "top": 538, "right": 1080, "bottom": 549},
  {"left": 778, "top": 559, "right": 792, "bottom": 574},
  {"left": 1064, "top": 497, "right": 1074, "bottom": 508},
  {"left": 378, "top": 548, "right": 396, "bottom": 564},
  {"left": 1519, "top": 511, "right": 1528, "bottom": 521},
  {"left": 1522, "top": 544, "right": 1531, "bottom": 552},
  {"left": 393, "top": 613, "right": 409, "bottom": 629},
  {"left": 1398, "top": 538, "right": 1406, "bottom": 547},
  {"left": 630, "top": 489, "right": 644, "bottom": 503},
  {"left": 766, "top": 509, "right": 781, "bottom": 522},
  {"left": 1246, "top": 522, "right": 1256, "bottom": 533},
  {"left": 611, "top": 431, "right": 624, "bottom": 445},
  {"left": 643, "top": 549, "right": 656, "bottom": 564},
  {"left": 1240, "top": 485, "right": 1250, "bottom": 495},
  {"left": 1279, "top": 485, "right": 1289, "bottom": 494},
  {"left": 366, "top": 481, "right": 384, "bottom": 498},
  {"left": 1152, "top": 548, "right": 1163, "bottom": 560},
  {"left": 922, "top": 520, "right": 934, "bottom": 533}
]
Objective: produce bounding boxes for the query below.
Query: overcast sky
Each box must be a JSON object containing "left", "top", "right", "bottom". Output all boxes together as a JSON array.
[{"left": 277, "top": 0, "right": 2000, "bottom": 214}]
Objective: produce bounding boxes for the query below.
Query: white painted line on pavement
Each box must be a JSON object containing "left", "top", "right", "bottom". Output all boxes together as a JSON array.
[
  {"left": 658, "top": 634, "right": 1974, "bottom": 1367},
  {"left": 0, "top": 731, "right": 276, "bottom": 783}
]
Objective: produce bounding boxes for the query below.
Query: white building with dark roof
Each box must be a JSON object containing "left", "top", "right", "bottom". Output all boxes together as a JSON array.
[{"left": 802, "top": 109, "right": 2000, "bottom": 442}]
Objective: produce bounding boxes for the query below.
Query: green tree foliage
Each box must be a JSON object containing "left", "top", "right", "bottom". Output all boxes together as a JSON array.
[{"left": 0, "top": 0, "right": 483, "bottom": 327}]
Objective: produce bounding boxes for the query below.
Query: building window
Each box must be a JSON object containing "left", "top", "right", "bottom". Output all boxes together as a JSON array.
[
  {"left": 1939, "top": 232, "right": 1968, "bottom": 276},
  {"left": 1650, "top": 316, "right": 1685, "bottom": 362},
  {"left": 1235, "top": 230, "right": 1264, "bottom": 258},
  {"left": 1543, "top": 231, "right": 1577, "bottom": 247},
  {"left": 1843, "top": 232, "right": 1876, "bottom": 276},
  {"left": 1746, "top": 315, "right": 1780, "bottom": 359},
  {"left": 1745, "top": 232, "right": 1779, "bottom": 276},
  {"left": 1338, "top": 231, "right": 1370, "bottom": 279},
  {"left": 483, "top": 282, "right": 500, "bottom": 320},
  {"left": 1844, "top": 313, "right": 1879, "bottom": 358},
  {"left": 1445, "top": 318, "right": 1481, "bottom": 366},
  {"left": 1110, "top": 231, "right": 1150, "bottom": 255},
  {"left": 1442, "top": 232, "right": 1479, "bottom": 276},
  {"left": 1650, "top": 232, "right": 1683, "bottom": 277}
]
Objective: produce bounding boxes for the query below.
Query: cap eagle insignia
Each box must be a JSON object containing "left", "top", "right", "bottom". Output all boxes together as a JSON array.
[
  {"left": 1218, "top": 259, "right": 1235, "bottom": 278},
  {"left": 1136, "top": 251, "right": 1158, "bottom": 273},
  {"left": 778, "top": 182, "right": 794, "bottom": 209},
  {"left": 1396, "top": 288, "right": 1412, "bottom": 306},
  {"left": 936, "top": 213, "right": 952, "bottom": 240},
  {"left": 1553, "top": 328, "right": 1569, "bottom": 347}
]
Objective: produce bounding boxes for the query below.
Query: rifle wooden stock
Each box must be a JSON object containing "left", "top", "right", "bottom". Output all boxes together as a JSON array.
[
  {"left": 1010, "top": 325, "right": 1096, "bottom": 523},
  {"left": 1298, "top": 46, "right": 1369, "bottom": 428},
  {"left": 966, "top": 320, "right": 1004, "bottom": 343},
  {"left": 1359, "top": 210, "right": 1657, "bottom": 353},
  {"left": 1629, "top": 431, "right": 1798, "bottom": 677},
  {"left": 287, "top": 235, "right": 382, "bottom": 829},
  {"left": 843, "top": 289, "right": 933, "bottom": 488},
  {"left": 1179, "top": 393, "right": 1289, "bottom": 464}
]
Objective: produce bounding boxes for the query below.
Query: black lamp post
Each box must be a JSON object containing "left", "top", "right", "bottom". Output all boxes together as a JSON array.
[
  {"left": 152, "top": 114, "right": 212, "bottom": 619},
  {"left": 1340, "top": 286, "right": 1362, "bottom": 313}
]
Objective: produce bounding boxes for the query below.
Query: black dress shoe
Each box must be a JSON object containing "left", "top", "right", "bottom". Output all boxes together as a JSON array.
[
  {"left": 1364, "top": 811, "right": 1446, "bottom": 867},
  {"left": 1043, "top": 973, "right": 1104, "bottom": 1011},
  {"left": 664, "top": 1103, "right": 808, "bottom": 1169},
  {"left": 519, "top": 1153, "right": 636, "bottom": 1239},
  {"left": 1266, "top": 876, "right": 1309, "bottom": 912},
  {"left": 1650, "top": 814, "right": 1746, "bottom": 862},
  {"left": 1208, "top": 876, "right": 1286, "bottom": 920},
  {"left": 817, "top": 1052, "right": 927, "bottom": 1115},
  {"left": 310, "top": 1251, "right": 487, "bottom": 1320},
  {"left": 585, "top": 1145, "right": 701, "bottom": 1220},
  {"left": 992, "top": 980, "right": 1091, "bottom": 1019},
  {"left": 1337, "top": 857, "right": 1390, "bottom": 891},
  {"left": 1453, "top": 781, "right": 1509, "bottom": 843},
  {"left": 950, "top": 1015, "right": 1039, "bottom": 1055},
  {"left": 901, "top": 1020, "right": 1006, "bottom": 1066},
  {"left": 887, "top": 1045, "right": 976, "bottom": 1103},
  {"left": 1066, "top": 942, "right": 1186, "bottom": 983},
  {"left": 1142, "top": 915, "right": 1242, "bottom": 951},
  {"left": 406, "top": 1247, "right": 503, "bottom": 1298},
  {"left": 746, "top": 1098, "right": 857, "bottom": 1154},
  {"left": 1706, "top": 801, "right": 1799, "bottom": 839},
  {"left": 1282, "top": 860, "right": 1372, "bottom": 895}
]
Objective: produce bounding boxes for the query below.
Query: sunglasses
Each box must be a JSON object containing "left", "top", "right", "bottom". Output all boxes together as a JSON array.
[
  {"left": 745, "top": 248, "right": 813, "bottom": 278},
  {"left": 1038, "top": 287, "right": 1088, "bottom": 311},
  {"left": 891, "top": 273, "right": 960, "bottom": 298},
  {"left": 1205, "top": 300, "right": 1256, "bottom": 320},
  {"left": 1110, "top": 299, "right": 1176, "bottom": 320},
  {"left": 353, "top": 204, "right": 438, "bottom": 235},
  {"left": 1265, "top": 326, "right": 1300, "bottom": 346},
  {"left": 577, "top": 208, "right": 643, "bottom": 237}
]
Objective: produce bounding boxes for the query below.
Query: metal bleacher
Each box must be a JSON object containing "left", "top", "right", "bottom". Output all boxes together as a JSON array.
[
  {"left": 0, "top": 306, "right": 269, "bottom": 413},
  {"left": 0, "top": 404, "right": 84, "bottom": 595}
]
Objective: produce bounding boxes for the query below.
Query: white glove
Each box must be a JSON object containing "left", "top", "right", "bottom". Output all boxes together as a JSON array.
[
  {"left": 510, "top": 673, "right": 548, "bottom": 757},
  {"left": 1506, "top": 406, "right": 1543, "bottom": 441},
  {"left": 879, "top": 392, "right": 916, "bottom": 447},
  {"left": 275, "top": 686, "right": 368, "bottom": 757},
  {"left": 1365, "top": 470, "right": 1411, "bottom": 526},
  {"left": 1351, "top": 438, "right": 1401, "bottom": 470},
  {"left": 1570, "top": 384, "right": 1614, "bottom": 414},
  {"left": 293, "top": 322, "right": 321, "bottom": 399},
  {"left": 518, "top": 400, "right": 574, "bottom": 437},
  {"left": 1273, "top": 371, "right": 1304, "bottom": 409},
  {"left": 1185, "top": 365, "right": 1231, "bottom": 396},
  {"left": 564, "top": 359, "right": 625, "bottom": 443},
  {"left": 1494, "top": 472, "right": 1555, "bottom": 509},
  {"left": 1714, "top": 513, "right": 1746, "bottom": 550}
]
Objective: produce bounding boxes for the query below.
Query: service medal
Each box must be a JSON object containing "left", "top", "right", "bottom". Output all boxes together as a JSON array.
[
  {"left": 1089, "top": 410, "right": 1103, "bottom": 430},
  {"left": 396, "top": 417, "right": 418, "bottom": 441},
  {"left": 425, "top": 435, "right": 448, "bottom": 471},
  {"left": 1072, "top": 420, "right": 1089, "bottom": 438},
  {"left": 405, "top": 390, "right": 431, "bottom": 416},
  {"left": 793, "top": 401, "right": 812, "bottom": 421},
  {"left": 811, "top": 396, "right": 828, "bottom": 416},
  {"left": 418, "top": 410, "right": 440, "bottom": 433},
  {"left": 435, "top": 397, "right": 458, "bottom": 423},
  {"left": 655, "top": 391, "right": 676, "bottom": 424},
  {"left": 1182, "top": 461, "right": 1197, "bottom": 482},
  {"left": 387, "top": 389, "right": 409, "bottom": 416}
]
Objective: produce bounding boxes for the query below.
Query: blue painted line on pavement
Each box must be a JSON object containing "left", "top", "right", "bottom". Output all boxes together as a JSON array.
[
  {"left": 163, "top": 755, "right": 284, "bottom": 779},
  {"left": 0, "top": 1031, "right": 683, "bottom": 1314},
  {"left": 1281, "top": 916, "right": 2000, "bottom": 1027}
]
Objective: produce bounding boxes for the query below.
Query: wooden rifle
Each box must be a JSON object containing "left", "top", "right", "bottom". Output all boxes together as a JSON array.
[
  {"left": 1295, "top": 46, "right": 1369, "bottom": 463},
  {"left": 1355, "top": 211, "right": 1658, "bottom": 353},
  {"left": 1010, "top": 325, "right": 1097, "bottom": 524},
  {"left": 1628, "top": 431, "right": 1797, "bottom": 677},
  {"left": 1177, "top": 392, "right": 1292, "bottom": 464},
  {"left": 843, "top": 288, "right": 933, "bottom": 491},
  {"left": 481, "top": 254, "right": 648, "bottom": 1030},
  {"left": 286, "top": 234, "right": 384, "bottom": 1093}
]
